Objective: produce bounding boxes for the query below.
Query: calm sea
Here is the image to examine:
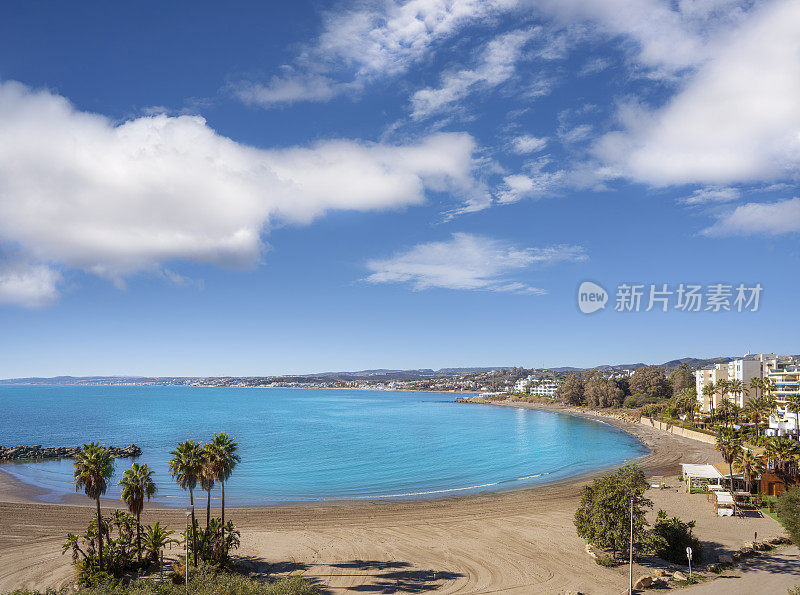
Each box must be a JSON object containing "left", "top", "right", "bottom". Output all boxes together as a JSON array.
[{"left": 0, "top": 386, "right": 647, "bottom": 505}]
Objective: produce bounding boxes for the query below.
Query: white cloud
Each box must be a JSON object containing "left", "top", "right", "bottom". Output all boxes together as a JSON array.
[
  {"left": 409, "top": 27, "right": 541, "bottom": 120},
  {"left": 559, "top": 124, "right": 594, "bottom": 144},
  {"left": 679, "top": 186, "right": 741, "bottom": 205},
  {"left": 702, "top": 197, "right": 800, "bottom": 236},
  {"left": 235, "top": 0, "right": 523, "bottom": 107},
  {"left": 0, "top": 81, "right": 484, "bottom": 302},
  {"left": 509, "top": 134, "right": 548, "bottom": 154},
  {"left": 496, "top": 171, "right": 565, "bottom": 204},
  {"left": 0, "top": 262, "right": 61, "bottom": 307},
  {"left": 233, "top": 73, "right": 340, "bottom": 106},
  {"left": 594, "top": 0, "right": 800, "bottom": 187},
  {"left": 578, "top": 56, "right": 612, "bottom": 76},
  {"left": 364, "top": 232, "right": 586, "bottom": 293},
  {"left": 535, "top": 0, "right": 751, "bottom": 76}
]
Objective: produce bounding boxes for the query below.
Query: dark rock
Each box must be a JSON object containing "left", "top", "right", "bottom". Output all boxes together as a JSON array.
[{"left": 0, "top": 444, "right": 141, "bottom": 461}]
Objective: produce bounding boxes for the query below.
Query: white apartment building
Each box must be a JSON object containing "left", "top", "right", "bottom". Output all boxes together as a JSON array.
[
  {"left": 694, "top": 354, "right": 800, "bottom": 428},
  {"left": 529, "top": 379, "right": 562, "bottom": 398},
  {"left": 695, "top": 355, "right": 763, "bottom": 412},
  {"left": 763, "top": 356, "right": 800, "bottom": 437},
  {"left": 514, "top": 375, "right": 562, "bottom": 397}
]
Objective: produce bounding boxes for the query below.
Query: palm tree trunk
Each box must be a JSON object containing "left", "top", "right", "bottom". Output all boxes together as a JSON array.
[
  {"left": 206, "top": 489, "right": 211, "bottom": 529},
  {"left": 221, "top": 481, "right": 225, "bottom": 556},
  {"left": 729, "top": 461, "right": 734, "bottom": 490},
  {"left": 136, "top": 513, "right": 141, "bottom": 563},
  {"left": 190, "top": 489, "right": 197, "bottom": 567},
  {"left": 96, "top": 497, "right": 103, "bottom": 570}
]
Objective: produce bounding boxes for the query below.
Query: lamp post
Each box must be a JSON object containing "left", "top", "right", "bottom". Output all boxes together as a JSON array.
[
  {"left": 629, "top": 496, "right": 642, "bottom": 594},
  {"left": 185, "top": 505, "right": 193, "bottom": 591},
  {"left": 629, "top": 497, "right": 634, "bottom": 594}
]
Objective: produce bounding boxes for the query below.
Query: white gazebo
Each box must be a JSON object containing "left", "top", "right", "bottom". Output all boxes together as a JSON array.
[{"left": 681, "top": 463, "right": 725, "bottom": 491}]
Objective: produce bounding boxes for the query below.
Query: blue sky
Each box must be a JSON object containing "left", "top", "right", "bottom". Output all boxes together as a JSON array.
[{"left": 0, "top": 0, "right": 798, "bottom": 377}]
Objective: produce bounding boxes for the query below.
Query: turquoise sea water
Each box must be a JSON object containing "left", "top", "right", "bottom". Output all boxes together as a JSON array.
[{"left": 0, "top": 386, "right": 647, "bottom": 505}]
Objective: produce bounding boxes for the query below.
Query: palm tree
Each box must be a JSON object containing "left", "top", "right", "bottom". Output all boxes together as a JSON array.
[
  {"left": 702, "top": 382, "right": 717, "bottom": 422},
  {"left": 142, "top": 522, "right": 178, "bottom": 565},
  {"left": 749, "top": 376, "right": 763, "bottom": 400},
  {"left": 169, "top": 440, "right": 204, "bottom": 566},
  {"left": 117, "top": 462, "right": 157, "bottom": 563},
  {"left": 765, "top": 436, "right": 800, "bottom": 488},
  {"left": 728, "top": 379, "right": 746, "bottom": 409},
  {"left": 676, "top": 388, "right": 697, "bottom": 426},
  {"left": 717, "top": 398, "right": 733, "bottom": 429},
  {"left": 734, "top": 449, "right": 764, "bottom": 494},
  {"left": 205, "top": 432, "right": 240, "bottom": 551},
  {"left": 744, "top": 394, "right": 765, "bottom": 438},
  {"left": 200, "top": 445, "right": 215, "bottom": 530},
  {"left": 73, "top": 442, "right": 114, "bottom": 569},
  {"left": 785, "top": 393, "right": 800, "bottom": 441},
  {"left": 716, "top": 429, "right": 742, "bottom": 489}
]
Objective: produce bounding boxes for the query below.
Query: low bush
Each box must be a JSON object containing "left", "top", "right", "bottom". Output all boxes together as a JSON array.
[
  {"left": 594, "top": 555, "right": 619, "bottom": 567},
  {"left": 10, "top": 565, "right": 319, "bottom": 594},
  {"left": 649, "top": 510, "right": 703, "bottom": 566},
  {"left": 776, "top": 486, "right": 800, "bottom": 546}
]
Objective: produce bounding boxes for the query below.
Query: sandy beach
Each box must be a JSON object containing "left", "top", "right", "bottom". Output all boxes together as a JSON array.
[{"left": 0, "top": 402, "right": 789, "bottom": 594}]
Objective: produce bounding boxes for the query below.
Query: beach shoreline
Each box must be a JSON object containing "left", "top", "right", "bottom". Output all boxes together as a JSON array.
[
  {"left": 2, "top": 400, "right": 757, "bottom": 594},
  {"left": 1, "top": 398, "right": 655, "bottom": 509}
]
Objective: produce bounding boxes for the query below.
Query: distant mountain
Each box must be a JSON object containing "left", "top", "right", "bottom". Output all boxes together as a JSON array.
[{"left": 2, "top": 356, "right": 792, "bottom": 385}]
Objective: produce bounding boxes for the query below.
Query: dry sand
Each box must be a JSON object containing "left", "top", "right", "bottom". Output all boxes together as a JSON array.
[{"left": 0, "top": 402, "right": 789, "bottom": 594}]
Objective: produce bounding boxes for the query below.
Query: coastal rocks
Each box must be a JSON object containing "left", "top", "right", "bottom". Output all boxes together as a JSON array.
[
  {"left": 717, "top": 555, "right": 734, "bottom": 565},
  {"left": 673, "top": 571, "right": 687, "bottom": 581},
  {"left": 0, "top": 444, "right": 141, "bottom": 461},
  {"left": 633, "top": 576, "right": 653, "bottom": 589}
]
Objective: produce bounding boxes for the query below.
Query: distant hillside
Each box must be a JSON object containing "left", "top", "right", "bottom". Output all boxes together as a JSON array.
[{"left": 3, "top": 356, "right": 792, "bottom": 385}]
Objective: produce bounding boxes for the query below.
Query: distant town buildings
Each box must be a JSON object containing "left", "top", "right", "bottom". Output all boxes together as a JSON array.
[{"left": 513, "top": 375, "right": 563, "bottom": 397}]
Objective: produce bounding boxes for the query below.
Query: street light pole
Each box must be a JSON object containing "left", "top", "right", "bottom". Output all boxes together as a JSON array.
[
  {"left": 185, "top": 506, "right": 193, "bottom": 591},
  {"left": 629, "top": 497, "right": 634, "bottom": 594}
]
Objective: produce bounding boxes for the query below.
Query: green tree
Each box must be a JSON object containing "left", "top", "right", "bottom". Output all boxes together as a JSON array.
[
  {"left": 669, "top": 364, "right": 694, "bottom": 397},
  {"left": 765, "top": 436, "right": 800, "bottom": 489},
  {"left": 574, "top": 466, "right": 651, "bottom": 559},
  {"left": 169, "top": 440, "right": 204, "bottom": 566},
  {"left": 776, "top": 485, "right": 800, "bottom": 546},
  {"left": 584, "top": 375, "right": 625, "bottom": 408},
  {"left": 205, "top": 432, "right": 240, "bottom": 552},
  {"left": 727, "top": 379, "right": 747, "bottom": 408},
  {"left": 200, "top": 446, "right": 215, "bottom": 530},
  {"left": 734, "top": 449, "right": 764, "bottom": 494},
  {"left": 117, "top": 462, "right": 157, "bottom": 563},
  {"left": 676, "top": 388, "right": 698, "bottom": 426},
  {"left": 629, "top": 366, "right": 671, "bottom": 402},
  {"left": 786, "top": 393, "right": 800, "bottom": 441},
  {"left": 717, "top": 398, "right": 734, "bottom": 429},
  {"left": 73, "top": 442, "right": 114, "bottom": 569},
  {"left": 557, "top": 373, "right": 584, "bottom": 406},
  {"left": 716, "top": 429, "right": 742, "bottom": 488},
  {"left": 744, "top": 394, "right": 766, "bottom": 438},
  {"left": 702, "top": 381, "right": 717, "bottom": 422}
]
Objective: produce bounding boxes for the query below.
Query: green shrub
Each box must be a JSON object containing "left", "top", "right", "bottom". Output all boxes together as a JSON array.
[
  {"left": 649, "top": 510, "right": 703, "bottom": 566},
  {"left": 9, "top": 565, "right": 320, "bottom": 594},
  {"left": 594, "top": 555, "right": 619, "bottom": 567},
  {"left": 776, "top": 486, "right": 800, "bottom": 546}
]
